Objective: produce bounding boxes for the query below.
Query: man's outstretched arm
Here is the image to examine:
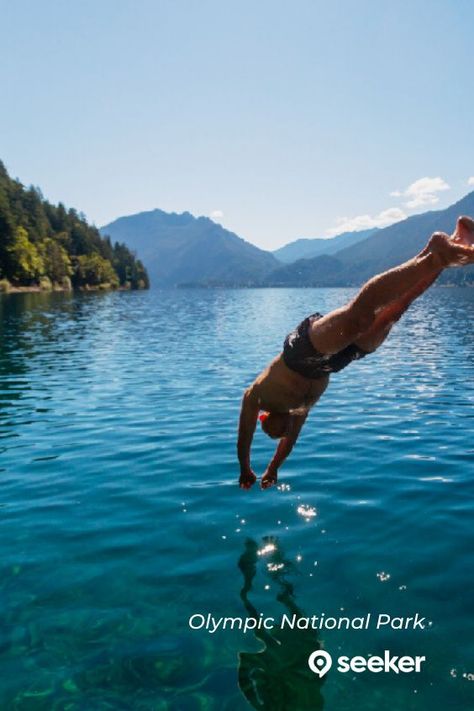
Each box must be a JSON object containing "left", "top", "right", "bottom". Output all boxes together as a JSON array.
[
  {"left": 237, "top": 388, "right": 260, "bottom": 489},
  {"left": 261, "top": 413, "right": 308, "bottom": 489}
]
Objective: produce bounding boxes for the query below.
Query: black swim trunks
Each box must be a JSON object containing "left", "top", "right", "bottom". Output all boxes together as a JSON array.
[{"left": 283, "top": 312, "right": 368, "bottom": 379}]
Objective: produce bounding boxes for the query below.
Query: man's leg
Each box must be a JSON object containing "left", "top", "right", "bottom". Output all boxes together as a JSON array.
[
  {"left": 354, "top": 271, "right": 439, "bottom": 352},
  {"left": 310, "top": 219, "right": 474, "bottom": 356}
]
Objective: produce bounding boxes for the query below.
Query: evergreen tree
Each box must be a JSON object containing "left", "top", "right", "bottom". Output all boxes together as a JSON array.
[
  {"left": 75, "top": 254, "right": 119, "bottom": 288},
  {"left": 39, "top": 238, "right": 72, "bottom": 283}
]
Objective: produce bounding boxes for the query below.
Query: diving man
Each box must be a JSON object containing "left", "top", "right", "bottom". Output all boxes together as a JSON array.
[{"left": 238, "top": 216, "right": 474, "bottom": 489}]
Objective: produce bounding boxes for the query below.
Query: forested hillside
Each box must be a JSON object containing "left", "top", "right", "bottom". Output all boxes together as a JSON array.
[{"left": 0, "top": 161, "right": 148, "bottom": 291}]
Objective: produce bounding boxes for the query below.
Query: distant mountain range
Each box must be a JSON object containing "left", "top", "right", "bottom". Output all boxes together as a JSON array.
[
  {"left": 100, "top": 210, "right": 278, "bottom": 286},
  {"left": 265, "top": 191, "right": 474, "bottom": 287},
  {"left": 100, "top": 192, "right": 474, "bottom": 287},
  {"left": 272, "top": 228, "right": 378, "bottom": 263}
]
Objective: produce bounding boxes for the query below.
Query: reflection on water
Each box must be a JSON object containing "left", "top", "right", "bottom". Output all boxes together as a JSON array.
[{"left": 238, "top": 537, "right": 324, "bottom": 710}]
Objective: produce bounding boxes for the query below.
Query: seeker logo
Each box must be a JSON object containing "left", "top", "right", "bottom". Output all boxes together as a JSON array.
[{"left": 308, "top": 650, "right": 426, "bottom": 676}]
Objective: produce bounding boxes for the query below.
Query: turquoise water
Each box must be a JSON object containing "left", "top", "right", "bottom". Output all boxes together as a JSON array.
[{"left": 0, "top": 288, "right": 473, "bottom": 710}]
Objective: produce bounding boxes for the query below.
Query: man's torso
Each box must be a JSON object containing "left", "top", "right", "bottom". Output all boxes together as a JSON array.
[{"left": 251, "top": 355, "right": 329, "bottom": 415}]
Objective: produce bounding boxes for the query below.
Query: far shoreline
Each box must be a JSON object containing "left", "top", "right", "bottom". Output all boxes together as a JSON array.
[
  {"left": 2, "top": 283, "right": 473, "bottom": 295},
  {"left": 0, "top": 284, "right": 147, "bottom": 295}
]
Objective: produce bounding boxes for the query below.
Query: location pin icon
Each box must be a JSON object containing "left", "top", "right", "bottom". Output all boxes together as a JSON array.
[{"left": 308, "top": 650, "right": 332, "bottom": 677}]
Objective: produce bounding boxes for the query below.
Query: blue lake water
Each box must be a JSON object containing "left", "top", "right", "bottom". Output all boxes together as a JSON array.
[{"left": 0, "top": 287, "right": 473, "bottom": 710}]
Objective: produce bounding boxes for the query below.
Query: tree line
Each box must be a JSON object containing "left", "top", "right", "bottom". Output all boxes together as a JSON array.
[{"left": 0, "top": 161, "right": 149, "bottom": 291}]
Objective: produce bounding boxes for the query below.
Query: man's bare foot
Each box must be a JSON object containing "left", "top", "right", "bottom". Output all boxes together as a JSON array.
[
  {"left": 239, "top": 469, "right": 257, "bottom": 490},
  {"left": 261, "top": 467, "right": 278, "bottom": 489},
  {"left": 429, "top": 225, "right": 474, "bottom": 267},
  {"left": 452, "top": 216, "right": 474, "bottom": 248}
]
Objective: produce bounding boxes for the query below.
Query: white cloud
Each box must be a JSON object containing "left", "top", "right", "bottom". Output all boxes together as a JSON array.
[
  {"left": 325, "top": 175, "right": 451, "bottom": 240},
  {"left": 468, "top": 177, "right": 474, "bottom": 186},
  {"left": 391, "top": 176, "right": 450, "bottom": 209},
  {"left": 210, "top": 210, "right": 224, "bottom": 220},
  {"left": 326, "top": 207, "right": 406, "bottom": 237}
]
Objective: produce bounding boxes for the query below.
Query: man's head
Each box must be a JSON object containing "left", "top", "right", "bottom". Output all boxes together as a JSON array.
[{"left": 259, "top": 411, "right": 291, "bottom": 439}]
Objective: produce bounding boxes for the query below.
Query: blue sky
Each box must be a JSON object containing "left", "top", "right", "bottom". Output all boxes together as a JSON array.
[{"left": 1, "top": 0, "right": 473, "bottom": 249}]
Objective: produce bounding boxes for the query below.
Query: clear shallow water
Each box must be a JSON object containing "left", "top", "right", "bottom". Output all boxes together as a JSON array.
[{"left": 0, "top": 288, "right": 473, "bottom": 710}]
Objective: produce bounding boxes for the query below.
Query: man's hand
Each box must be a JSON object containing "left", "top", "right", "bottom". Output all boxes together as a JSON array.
[
  {"left": 261, "top": 464, "right": 278, "bottom": 489},
  {"left": 239, "top": 467, "right": 258, "bottom": 490}
]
